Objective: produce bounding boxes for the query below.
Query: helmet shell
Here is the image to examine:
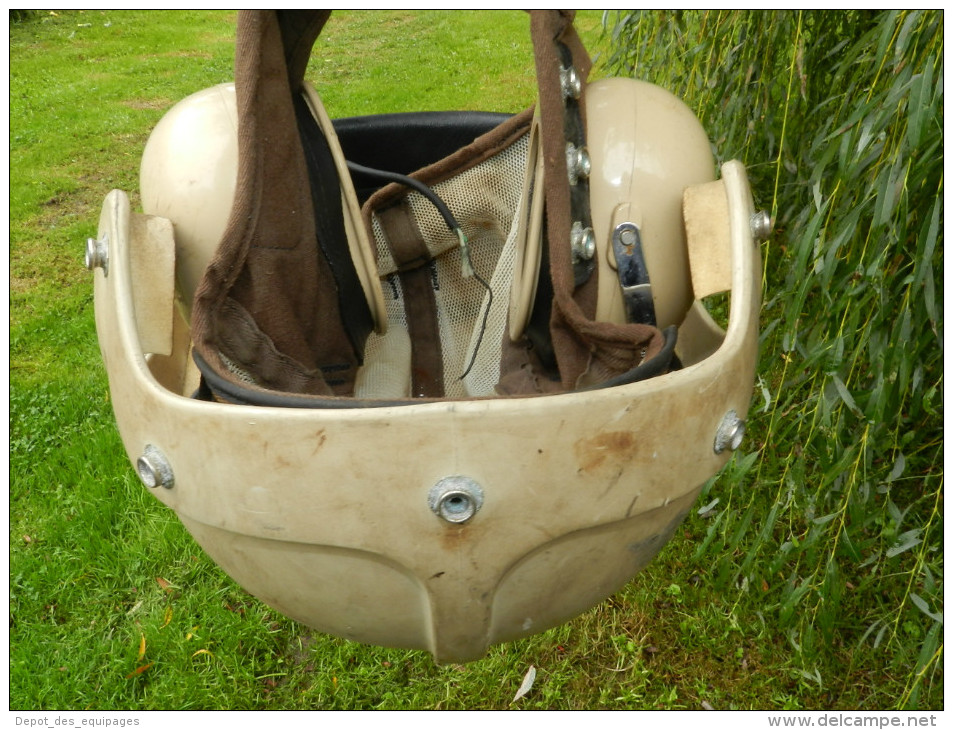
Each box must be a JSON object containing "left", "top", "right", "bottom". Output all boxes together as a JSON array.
[
  {"left": 95, "top": 74, "right": 762, "bottom": 663},
  {"left": 140, "top": 83, "right": 238, "bottom": 321}
]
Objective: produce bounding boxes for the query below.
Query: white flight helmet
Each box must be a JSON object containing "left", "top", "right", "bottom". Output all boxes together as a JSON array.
[{"left": 88, "top": 10, "right": 766, "bottom": 664}]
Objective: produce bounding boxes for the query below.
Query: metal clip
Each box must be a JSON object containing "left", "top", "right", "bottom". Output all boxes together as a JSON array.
[{"left": 612, "top": 222, "right": 656, "bottom": 326}]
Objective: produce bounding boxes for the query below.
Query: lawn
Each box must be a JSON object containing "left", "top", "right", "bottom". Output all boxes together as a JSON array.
[{"left": 9, "top": 9, "right": 942, "bottom": 711}]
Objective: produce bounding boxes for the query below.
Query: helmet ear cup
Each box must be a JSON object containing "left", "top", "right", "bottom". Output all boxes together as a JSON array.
[
  {"left": 585, "top": 78, "right": 716, "bottom": 332},
  {"left": 139, "top": 82, "right": 386, "bottom": 333},
  {"left": 140, "top": 83, "right": 240, "bottom": 323}
]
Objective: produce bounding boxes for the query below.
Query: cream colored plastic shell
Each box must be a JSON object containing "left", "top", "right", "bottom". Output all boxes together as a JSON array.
[
  {"left": 586, "top": 78, "right": 716, "bottom": 330},
  {"left": 139, "top": 84, "right": 238, "bottom": 322},
  {"left": 92, "top": 161, "right": 759, "bottom": 664},
  {"left": 139, "top": 83, "right": 385, "bottom": 332}
]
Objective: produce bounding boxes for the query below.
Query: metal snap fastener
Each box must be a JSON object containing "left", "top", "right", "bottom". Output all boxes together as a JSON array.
[
  {"left": 750, "top": 210, "right": 772, "bottom": 242},
  {"left": 566, "top": 142, "right": 591, "bottom": 185},
  {"left": 713, "top": 411, "right": 746, "bottom": 454},
  {"left": 429, "top": 476, "right": 484, "bottom": 524},
  {"left": 570, "top": 221, "right": 596, "bottom": 261},
  {"left": 137, "top": 445, "right": 174, "bottom": 489},
  {"left": 85, "top": 236, "right": 109, "bottom": 275},
  {"left": 560, "top": 65, "right": 582, "bottom": 100}
]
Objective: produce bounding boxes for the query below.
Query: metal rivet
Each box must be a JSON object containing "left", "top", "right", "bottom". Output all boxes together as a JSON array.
[
  {"left": 570, "top": 221, "right": 596, "bottom": 262},
  {"left": 85, "top": 235, "right": 109, "bottom": 275},
  {"left": 136, "top": 445, "right": 174, "bottom": 489},
  {"left": 566, "top": 143, "right": 591, "bottom": 186},
  {"left": 618, "top": 225, "right": 638, "bottom": 249},
  {"left": 750, "top": 210, "right": 772, "bottom": 242},
  {"left": 713, "top": 410, "right": 746, "bottom": 454},
  {"left": 429, "top": 476, "right": 484, "bottom": 524},
  {"left": 560, "top": 65, "right": 582, "bottom": 100}
]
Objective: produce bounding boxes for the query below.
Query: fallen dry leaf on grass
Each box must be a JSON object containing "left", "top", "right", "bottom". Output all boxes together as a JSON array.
[
  {"left": 125, "top": 663, "right": 153, "bottom": 679},
  {"left": 512, "top": 665, "right": 536, "bottom": 702}
]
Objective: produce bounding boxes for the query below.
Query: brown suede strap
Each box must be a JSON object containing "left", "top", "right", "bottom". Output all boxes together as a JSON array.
[
  {"left": 276, "top": 10, "right": 331, "bottom": 91},
  {"left": 377, "top": 202, "right": 445, "bottom": 397},
  {"left": 529, "top": 10, "right": 664, "bottom": 389}
]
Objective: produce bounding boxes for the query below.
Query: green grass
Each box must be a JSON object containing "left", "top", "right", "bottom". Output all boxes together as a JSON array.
[{"left": 10, "top": 9, "right": 942, "bottom": 710}]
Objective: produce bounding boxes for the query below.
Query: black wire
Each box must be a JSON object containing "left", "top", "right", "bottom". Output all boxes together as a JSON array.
[
  {"left": 345, "top": 159, "right": 495, "bottom": 382},
  {"left": 345, "top": 160, "right": 459, "bottom": 231},
  {"left": 459, "top": 271, "right": 494, "bottom": 381}
]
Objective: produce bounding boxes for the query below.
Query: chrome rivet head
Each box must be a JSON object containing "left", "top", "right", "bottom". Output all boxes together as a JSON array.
[
  {"left": 429, "top": 476, "right": 484, "bottom": 524},
  {"left": 570, "top": 221, "right": 596, "bottom": 262},
  {"left": 566, "top": 143, "right": 591, "bottom": 186},
  {"left": 750, "top": 210, "right": 772, "bottom": 242},
  {"left": 136, "top": 445, "right": 174, "bottom": 489},
  {"left": 85, "top": 235, "right": 109, "bottom": 275},
  {"left": 615, "top": 222, "right": 639, "bottom": 250},
  {"left": 560, "top": 66, "right": 582, "bottom": 100},
  {"left": 713, "top": 410, "right": 746, "bottom": 455}
]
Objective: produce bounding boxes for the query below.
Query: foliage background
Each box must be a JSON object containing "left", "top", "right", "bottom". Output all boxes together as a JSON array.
[
  {"left": 602, "top": 9, "right": 943, "bottom": 709},
  {"left": 9, "top": 9, "right": 943, "bottom": 710}
]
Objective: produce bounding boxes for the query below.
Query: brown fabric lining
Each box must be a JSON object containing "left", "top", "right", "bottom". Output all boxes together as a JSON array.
[
  {"left": 216, "top": 299, "right": 340, "bottom": 395},
  {"left": 191, "top": 10, "right": 359, "bottom": 397},
  {"left": 495, "top": 311, "right": 564, "bottom": 396},
  {"left": 377, "top": 203, "right": 445, "bottom": 397}
]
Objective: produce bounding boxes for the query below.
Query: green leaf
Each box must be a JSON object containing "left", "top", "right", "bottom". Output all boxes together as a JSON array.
[
  {"left": 799, "top": 667, "right": 823, "bottom": 689},
  {"left": 873, "top": 158, "right": 906, "bottom": 228},
  {"left": 697, "top": 497, "right": 720, "bottom": 518},
  {"left": 907, "top": 56, "right": 934, "bottom": 151},
  {"left": 874, "top": 622, "right": 889, "bottom": 649},
  {"left": 758, "top": 375, "right": 772, "bottom": 413},
  {"left": 886, "top": 529, "right": 923, "bottom": 558},
  {"left": 910, "top": 593, "right": 942, "bottom": 624},
  {"left": 839, "top": 527, "right": 862, "bottom": 563},
  {"left": 830, "top": 373, "right": 863, "bottom": 417},
  {"left": 913, "top": 197, "right": 940, "bottom": 289},
  {"left": 916, "top": 621, "right": 942, "bottom": 671},
  {"left": 923, "top": 262, "right": 938, "bottom": 328},
  {"left": 886, "top": 452, "right": 906, "bottom": 483},
  {"left": 894, "top": 11, "right": 921, "bottom": 67}
]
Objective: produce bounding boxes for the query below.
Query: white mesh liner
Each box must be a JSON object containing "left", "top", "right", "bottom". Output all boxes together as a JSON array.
[
  {"left": 354, "top": 321, "right": 411, "bottom": 398},
  {"left": 219, "top": 353, "right": 258, "bottom": 385},
  {"left": 358, "top": 271, "right": 410, "bottom": 396},
  {"left": 359, "top": 133, "right": 530, "bottom": 399},
  {"left": 460, "top": 217, "right": 520, "bottom": 396}
]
